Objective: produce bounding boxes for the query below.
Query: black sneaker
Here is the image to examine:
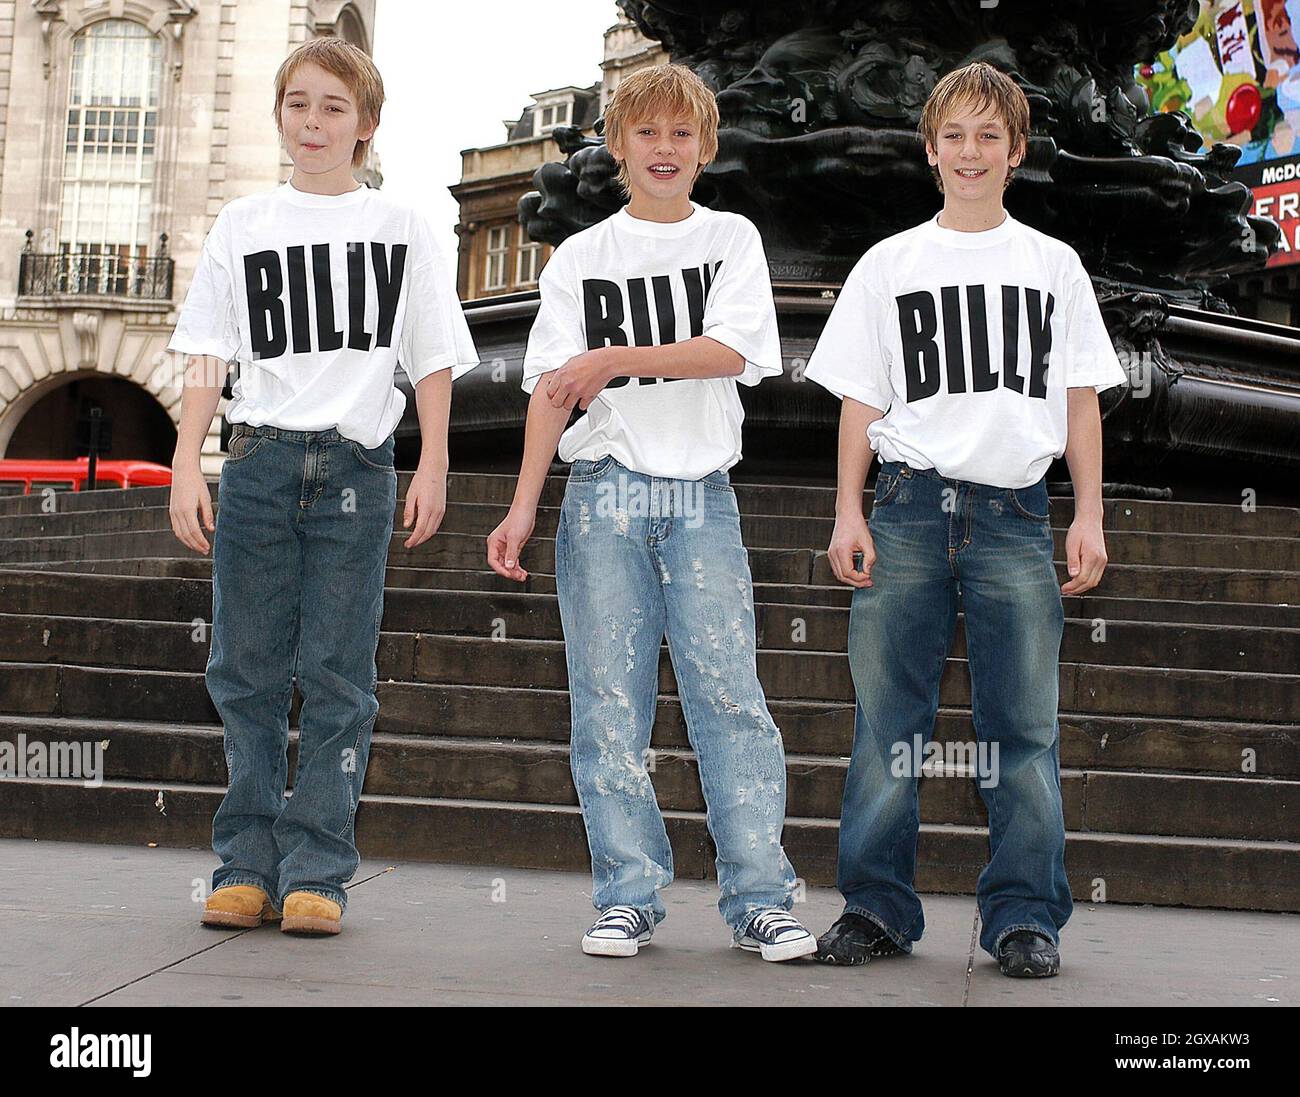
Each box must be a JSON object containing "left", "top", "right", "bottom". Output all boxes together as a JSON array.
[
  {"left": 814, "top": 912, "right": 905, "bottom": 965},
  {"left": 732, "top": 909, "right": 818, "bottom": 962},
  {"left": 997, "top": 930, "right": 1060, "bottom": 978},
  {"left": 581, "top": 905, "right": 654, "bottom": 957}
]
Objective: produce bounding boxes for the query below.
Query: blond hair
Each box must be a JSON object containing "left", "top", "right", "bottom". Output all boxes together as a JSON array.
[
  {"left": 603, "top": 63, "right": 720, "bottom": 197},
  {"left": 919, "top": 62, "right": 1030, "bottom": 192},
  {"left": 273, "top": 36, "right": 385, "bottom": 168}
]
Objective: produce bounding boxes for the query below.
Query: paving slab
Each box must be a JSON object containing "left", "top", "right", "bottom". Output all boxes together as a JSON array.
[{"left": 0, "top": 840, "right": 1295, "bottom": 1007}]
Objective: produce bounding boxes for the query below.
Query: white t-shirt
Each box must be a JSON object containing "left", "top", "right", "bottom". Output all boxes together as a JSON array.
[
  {"left": 521, "top": 201, "right": 783, "bottom": 480},
  {"left": 804, "top": 211, "right": 1128, "bottom": 489},
  {"left": 168, "top": 180, "right": 480, "bottom": 449}
]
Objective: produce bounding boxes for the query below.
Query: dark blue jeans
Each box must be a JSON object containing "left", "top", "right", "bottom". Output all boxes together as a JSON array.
[
  {"left": 207, "top": 422, "right": 397, "bottom": 912},
  {"left": 838, "top": 460, "right": 1072, "bottom": 957}
]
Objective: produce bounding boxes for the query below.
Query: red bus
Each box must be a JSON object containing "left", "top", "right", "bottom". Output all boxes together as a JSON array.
[{"left": 0, "top": 458, "right": 173, "bottom": 496}]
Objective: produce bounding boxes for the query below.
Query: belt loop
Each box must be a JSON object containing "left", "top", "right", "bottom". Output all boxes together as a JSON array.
[{"left": 266, "top": 426, "right": 278, "bottom": 439}]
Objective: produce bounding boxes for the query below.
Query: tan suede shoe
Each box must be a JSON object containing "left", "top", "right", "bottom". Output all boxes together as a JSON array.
[
  {"left": 281, "top": 891, "right": 342, "bottom": 935},
  {"left": 201, "top": 884, "right": 282, "bottom": 929}
]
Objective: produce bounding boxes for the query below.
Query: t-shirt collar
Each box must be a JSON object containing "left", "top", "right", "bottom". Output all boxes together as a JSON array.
[
  {"left": 279, "top": 179, "right": 371, "bottom": 208},
  {"left": 611, "top": 201, "right": 708, "bottom": 238},
  {"left": 920, "top": 209, "right": 1016, "bottom": 248}
]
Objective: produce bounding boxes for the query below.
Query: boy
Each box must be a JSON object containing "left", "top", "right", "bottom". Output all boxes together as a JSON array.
[
  {"left": 804, "top": 62, "right": 1127, "bottom": 977},
  {"left": 167, "top": 38, "right": 479, "bottom": 936},
  {"left": 486, "top": 63, "right": 815, "bottom": 962}
]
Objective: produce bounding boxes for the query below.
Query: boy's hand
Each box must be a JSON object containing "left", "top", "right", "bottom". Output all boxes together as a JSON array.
[
  {"left": 828, "top": 512, "right": 876, "bottom": 588},
  {"left": 168, "top": 457, "right": 215, "bottom": 555},
  {"left": 402, "top": 464, "right": 447, "bottom": 549},
  {"left": 1061, "top": 516, "right": 1107, "bottom": 595},
  {"left": 486, "top": 504, "right": 537, "bottom": 582},
  {"left": 545, "top": 349, "right": 616, "bottom": 411}
]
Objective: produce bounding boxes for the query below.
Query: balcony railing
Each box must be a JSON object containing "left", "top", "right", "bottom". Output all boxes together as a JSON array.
[{"left": 18, "top": 231, "right": 174, "bottom": 301}]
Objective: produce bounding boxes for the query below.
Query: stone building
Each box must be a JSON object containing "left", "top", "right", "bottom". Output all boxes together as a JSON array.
[
  {"left": 450, "top": 7, "right": 664, "bottom": 302},
  {"left": 0, "top": 0, "right": 377, "bottom": 476}
]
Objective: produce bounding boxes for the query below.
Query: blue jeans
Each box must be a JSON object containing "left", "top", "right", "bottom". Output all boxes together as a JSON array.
[
  {"left": 207, "top": 422, "right": 397, "bottom": 912},
  {"left": 838, "top": 460, "right": 1072, "bottom": 957},
  {"left": 555, "top": 455, "right": 798, "bottom": 939}
]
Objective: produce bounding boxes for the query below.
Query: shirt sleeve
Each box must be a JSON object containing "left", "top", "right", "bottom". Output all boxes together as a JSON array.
[
  {"left": 701, "top": 217, "right": 783, "bottom": 387},
  {"left": 804, "top": 252, "right": 895, "bottom": 412},
  {"left": 167, "top": 207, "right": 240, "bottom": 362},
  {"left": 400, "top": 216, "right": 480, "bottom": 386},
  {"left": 521, "top": 244, "right": 585, "bottom": 395},
  {"left": 1061, "top": 252, "right": 1128, "bottom": 393}
]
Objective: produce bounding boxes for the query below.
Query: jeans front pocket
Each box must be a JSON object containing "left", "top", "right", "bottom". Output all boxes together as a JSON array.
[
  {"left": 350, "top": 435, "right": 396, "bottom": 471},
  {"left": 567, "top": 453, "right": 616, "bottom": 483},
  {"left": 224, "top": 431, "right": 266, "bottom": 464},
  {"left": 1008, "top": 481, "right": 1051, "bottom": 522}
]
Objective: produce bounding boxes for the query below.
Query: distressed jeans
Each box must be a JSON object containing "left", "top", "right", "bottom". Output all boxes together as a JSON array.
[
  {"left": 837, "top": 460, "right": 1072, "bottom": 958},
  {"left": 207, "top": 422, "right": 397, "bottom": 913},
  {"left": 555, "top": 454, "right": 798, "bottom": 939}
]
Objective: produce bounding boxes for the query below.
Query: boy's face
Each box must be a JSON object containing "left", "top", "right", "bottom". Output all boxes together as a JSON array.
[
  {"left": 609, "top": 112, "right": 706, "bottom": 201},
  {"left": 926, "top": 100, "right": 1024, "bottom": 199},
  {"left": 278, "top": 61, "right": 374, "bottom": 173}
]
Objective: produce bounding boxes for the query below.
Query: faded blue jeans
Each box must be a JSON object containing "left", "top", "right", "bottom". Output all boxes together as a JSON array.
[
  {"left": 555, "top": 454, "right": 798, "bottom": 939},
  {"left": 207, "top": 422, "right": 397, "bottom": 912},
  {"left": 837, "top": 460, "right": 1072, "bottom": 958}
]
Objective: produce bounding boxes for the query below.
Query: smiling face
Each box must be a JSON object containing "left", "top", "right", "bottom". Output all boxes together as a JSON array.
[
  {"left": 926, "top": 99, "right": 1025, "bottom": 201},
  {"left": 277, "top": 61, "right": 374, "bottom": 178},
  {"left": 607, "top": 111, "right": 706, "bottom": 211}
]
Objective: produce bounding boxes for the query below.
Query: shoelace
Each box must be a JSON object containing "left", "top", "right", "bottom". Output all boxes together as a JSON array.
[
  {"left": 750, "top": 910, "right": 805, "bottom": 940},
  {"left": 590, "top": 906, "right": 644, "bottom": 935}
]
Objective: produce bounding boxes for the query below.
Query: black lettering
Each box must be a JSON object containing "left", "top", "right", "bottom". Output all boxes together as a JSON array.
[
  {"left": 939, "top": 285, "right": 966, "bottom": 395},
  {"left": 1002, "top": 284, "right": 1025, "bottom": 393},
  {"left": 372, "top": 242, "right": 406, "bottom": 348},
  {"left": 1026, "top": 288, "right": 1054, "bottom": 399},
  {"left": 897, "top": 290, "right": 941, "bottom": 402},
  {"left": 346, "top": 242, "right": 372, "bottom": 351},
  {"left": 284, "top": 246, "right": 311, "bottom": 354},
  {"left": 627, "top": 278, "right": 654, "bottom": 346},
  {"left": 312, "top": 244, "right": 343, "bottom": 351},
  {"left": 967, "top": 285, "right": 997, "bottom": 392},
  {"left": 244, "top": 250, "right": 286, "bottom": 361}
]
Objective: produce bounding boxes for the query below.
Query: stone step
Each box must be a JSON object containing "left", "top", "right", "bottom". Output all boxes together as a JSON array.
[
  {"left": 2, "top": 776, "right": 1296, "bottom": 911},
  {"left": 4, "top": 563, "right": 1295, "bottom": 629},
  {"left": 1, "top": 608, "right": 1294, "bottom": 720},
  {"left": 4, "top": 668, "right": 1296, "bottom": 778},
  {"left": 1, "top": 475, "right": 1295, "bottom": 538},
  {"left": 3, "top": 526, "right": 1297, "bottom": 605},
  {"left": 4, "top": 500, "right": 1297, "bottom": 573},
  {"left": 1, "top": 715, "right": 1293, "bottom": 843},
  {"left": 1, "top": 573, "right": 1295, "bottom": 674}
]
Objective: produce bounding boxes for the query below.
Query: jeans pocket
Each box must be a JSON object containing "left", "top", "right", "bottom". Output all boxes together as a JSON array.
[
  {"left": 873, "top": 469, "right": 904, "bottom": 507},
  {"left": 350, "top": 436, "right": 396, "bottom": 471},
  {"left": 1008, "top": 484, "right": 1050, "bottom": 522},
  {"left": 568, "top": 453, "right": 615, "bottom": 483},
  {"left": 700, "top": 467, "right": 732, "bottom": 493},
  {"left": 224, "top": 432, "right": 265, "bottom": 464}
]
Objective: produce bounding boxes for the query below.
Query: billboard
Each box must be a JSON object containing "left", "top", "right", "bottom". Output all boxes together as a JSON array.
[{"left": 1137, "top": 0, "right": 1300, "bottom": 266}]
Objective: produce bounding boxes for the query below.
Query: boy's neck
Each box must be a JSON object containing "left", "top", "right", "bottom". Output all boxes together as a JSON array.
[
  {"left": 936, "top": 199, "right": 1008, "bottom": 233},
  {"left": 624, "top": 191, "right": 695, "bottom": 224},
  {"left": 288, "top": 165, "right": 362, "bottom": 197}
]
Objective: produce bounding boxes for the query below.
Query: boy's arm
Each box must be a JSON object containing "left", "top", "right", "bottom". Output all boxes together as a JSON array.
[
  {"left": 486, "top": 380, "right": 571, "bottom": 581},
  {"left": 169, "top": 355, "right": 228, "bottom": 554},
  {"left": 829, "top": 397, "right": 886, "bottom": 588},
  {"left": 1061, "top": 386, "right": 1107, "bottom": 595},
  {"left": 543, "top": 338, "right": 741, "bottom": 409},
  {"left": 401, "top": 368, "right": 453, "bottom": 549}
]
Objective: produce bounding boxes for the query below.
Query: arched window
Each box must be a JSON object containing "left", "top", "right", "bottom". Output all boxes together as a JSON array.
[{"left": 58, "top": 19, "right": 163, "bottom": 294}]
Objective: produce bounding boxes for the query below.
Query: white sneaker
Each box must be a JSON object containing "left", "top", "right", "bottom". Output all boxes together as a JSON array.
[
  {"left": 733, "top": 908, "right": 818, "bottom": 962},
  {"left": 581, "top": 905, "right": 654, "bottom": 957}
]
